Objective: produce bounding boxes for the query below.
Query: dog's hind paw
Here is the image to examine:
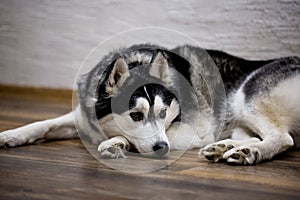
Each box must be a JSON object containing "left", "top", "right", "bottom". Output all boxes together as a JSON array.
[
  {"left": 223, "top": 146, "right": 261, "bottom": 165},
  {"left": 200, "top": 142, "right": 235, "bottom": 162},
  {"left": 97, "top": 136, "right": 130, "bottom": 159}
]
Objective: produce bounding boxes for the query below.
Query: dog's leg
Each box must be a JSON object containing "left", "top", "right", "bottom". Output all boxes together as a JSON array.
[
  {"left": 218, "top": 110, "right": 294, "bottom": 165},
  {"left": 0, "top": 109, "right": 78, "bottom": 147},
  {"left": 222, "top": 126, "right": 294, "bottom": 165},
  {"left": 202, "top": 117, "right": 294, "bottom": 165},
  {"left": 97, "top": 136, "right": 131, "bottom": 159}
]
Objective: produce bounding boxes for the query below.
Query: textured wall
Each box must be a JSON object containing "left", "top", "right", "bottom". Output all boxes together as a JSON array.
[{"left": 0, "top": 0, "right": 299, "bottom": 89}]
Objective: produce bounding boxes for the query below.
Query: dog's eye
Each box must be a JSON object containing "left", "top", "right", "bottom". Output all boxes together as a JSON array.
[
  {"left": 159, "top": 109, "right": 167, "bottom": 119},
  {"left": 130, "top": 112, "right": 144, "bottom": 121}
]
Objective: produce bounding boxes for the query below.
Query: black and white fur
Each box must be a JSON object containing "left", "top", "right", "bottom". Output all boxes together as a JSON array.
[{"left": 0, "top": 44, "right": 299, "bottom": 165}]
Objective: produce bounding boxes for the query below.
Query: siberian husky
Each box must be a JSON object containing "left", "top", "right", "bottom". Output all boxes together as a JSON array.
[{"left": 0, "top": 44, "right": 299, "bottom": 165}]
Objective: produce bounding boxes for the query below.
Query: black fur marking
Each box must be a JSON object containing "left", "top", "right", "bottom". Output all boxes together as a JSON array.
[
  {"left": 171, "top": 45, "right": 275, "bottom": 93},
  {"left": 95, "top": 47, "right": 186, "bottom": 121},
  {"left": 243, "top": 57, "right": 300, "bottom": 101},
  {"left": 206, "top": 50, "right": 275, "bottom": 92},
  {"left": 129, "top": 84, "right": 179, "bottom": 122},
  {"left": 95, "top": 46, "right": 161, "bottom": 119}
]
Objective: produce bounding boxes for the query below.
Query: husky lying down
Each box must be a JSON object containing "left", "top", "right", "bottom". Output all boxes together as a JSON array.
[{"left": 0, "top": 44, "right": 299, "bottom": 165}]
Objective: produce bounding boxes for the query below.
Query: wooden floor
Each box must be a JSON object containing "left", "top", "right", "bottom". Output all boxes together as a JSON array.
[{"left": 0, "top": 86, "right": 299, "bottom": 200}]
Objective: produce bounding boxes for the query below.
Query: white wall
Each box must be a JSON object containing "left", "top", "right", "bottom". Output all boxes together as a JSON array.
[{"left": 0, "top": 0, "right": 299, "bottom": 89}]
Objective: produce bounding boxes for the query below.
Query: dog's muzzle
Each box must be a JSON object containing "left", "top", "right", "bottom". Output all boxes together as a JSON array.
[{"left": 152, "top": 141, "right": 170, "bottom": 156}]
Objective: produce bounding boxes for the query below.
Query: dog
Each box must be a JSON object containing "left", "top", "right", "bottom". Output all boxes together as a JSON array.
[{"left": 0, "top": 44, "right": 299, "bottom": 165}]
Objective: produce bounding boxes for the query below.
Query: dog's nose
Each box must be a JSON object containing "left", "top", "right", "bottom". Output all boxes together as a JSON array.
[{"left": 153, "top": 142, "right": 169, "bottom": 156}]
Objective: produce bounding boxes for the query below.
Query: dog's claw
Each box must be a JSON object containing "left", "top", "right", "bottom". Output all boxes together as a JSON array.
[
  {"left": 100, "top": 147, "right": 127, "bottom": 159},
  {"left": 223, "top": 147, "right": 260, "bottom": 165},
  {"left": 200, "top": 143, "right": 231, "bottom": 162},
  {"left": 98, "top": 144, "right": 127, "bottom": 159}
]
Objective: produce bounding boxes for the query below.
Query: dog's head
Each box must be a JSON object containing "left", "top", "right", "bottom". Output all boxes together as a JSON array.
[{"left": 96, "top": 50, "right": 180, "bottom": 156}]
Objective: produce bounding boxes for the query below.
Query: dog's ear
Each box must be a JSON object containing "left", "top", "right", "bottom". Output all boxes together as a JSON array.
[
  {"left": 150, "top": 52, "right": 170, "bottom": 84},
  {"left": 106, "top": 58, "right": 130, "bottom": 96}
]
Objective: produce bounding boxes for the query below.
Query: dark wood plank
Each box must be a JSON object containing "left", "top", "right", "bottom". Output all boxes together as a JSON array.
[{"left": 0, "top": 85, "right": 299, "bottom": 200}]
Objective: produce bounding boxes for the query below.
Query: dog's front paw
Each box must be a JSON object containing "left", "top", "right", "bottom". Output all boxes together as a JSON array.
[
  {"left": 97, "top": 136, "right": 130, "bottom": 159},
  {"left": 0, "top": 130, "right": 25, "bottom": 148},
  {"left": 223, "top": 146, "right": 261, "bottom": 165},
  {"left": 200, "top": 142, "right": 235, "bottom": 162}
]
